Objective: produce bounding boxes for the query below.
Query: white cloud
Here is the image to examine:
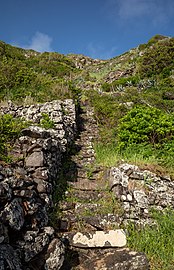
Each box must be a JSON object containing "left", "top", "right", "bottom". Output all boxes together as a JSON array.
[
  {"left": 118, "top": 0, "right": 151, "bottom": 19},
  {"left": 26, "top": 32, "right": 53, "bottom": 52},
  {"left": 12, "top": 32, "right": 53, "bottom": 52},
  {"left": 105, "top": 0, "right": 174, "bottom": 26},
  {"left": 87, "top": 42, "right": 118, "bottom": 59}
]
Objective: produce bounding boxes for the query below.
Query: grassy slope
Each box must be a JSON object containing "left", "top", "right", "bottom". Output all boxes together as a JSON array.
[{"left": 0, "top": 41, "right": 81, "bottom": 103}]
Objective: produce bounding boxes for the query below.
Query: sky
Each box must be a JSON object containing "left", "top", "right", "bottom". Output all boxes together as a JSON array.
[{"left": 0, "top": 0, "right": 174, "bottom": 59}]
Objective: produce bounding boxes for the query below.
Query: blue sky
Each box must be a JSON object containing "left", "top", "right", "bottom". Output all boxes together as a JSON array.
[{"left": 0, "top": 0, "right": 174, "bottom": 59}]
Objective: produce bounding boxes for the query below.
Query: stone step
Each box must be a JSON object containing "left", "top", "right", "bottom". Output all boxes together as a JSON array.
[
  {"left": 71, "top": 230, "right": 126, "bottom": 248},
  {"left": 68, "top": 178, "right": 106, "bottom": 191},
  {"left": 61, "top": 247, "right": 149, "bottom": 270}
]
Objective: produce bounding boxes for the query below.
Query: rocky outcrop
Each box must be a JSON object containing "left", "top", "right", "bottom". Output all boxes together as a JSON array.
[
  {"left": 0, "top": 100, "right": 77, "bottom": 269},
  {"left": 67, "top": 54, "right": 105, "bottom": 69}
]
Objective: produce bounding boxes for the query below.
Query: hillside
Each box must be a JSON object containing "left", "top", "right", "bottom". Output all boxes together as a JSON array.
[{"left": 0, "top": 35, "right": 174, "bottom": 270}]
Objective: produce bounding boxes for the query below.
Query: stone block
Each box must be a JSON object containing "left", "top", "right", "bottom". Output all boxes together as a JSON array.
[
  {"left": 71, "top": 230, "right": 126, "bottom": 248},
  {"left": 25, "top": 151, "right": 44, "bottom": 167}
]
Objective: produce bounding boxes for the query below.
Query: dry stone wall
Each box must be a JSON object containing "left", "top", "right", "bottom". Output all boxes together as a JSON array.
[
  {"left": 0, "top": 100, "right": 77, "bottom": 269},
  {"left": 109, "top": 163, "right": 174, "bottom": 225}
]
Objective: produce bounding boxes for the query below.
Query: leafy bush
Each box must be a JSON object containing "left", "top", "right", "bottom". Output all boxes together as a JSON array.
[{"left": 117, "top": 106, "right": 174, "bottom": 149}]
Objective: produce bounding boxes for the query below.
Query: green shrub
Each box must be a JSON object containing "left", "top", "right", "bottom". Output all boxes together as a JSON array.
[
  {"left": 117, "top": 106, "right": 174, "bottom": 149},
  {"left": 101, "top": 82, "right": 111, "bottom": 92}
]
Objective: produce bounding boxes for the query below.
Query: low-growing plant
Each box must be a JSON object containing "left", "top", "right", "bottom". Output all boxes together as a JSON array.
[
  {"left": 0, "top": 114, "right": 29, "bottom": 161},
  {"left": 127, "top": 209, "right": 174, "bottom": 270},
  {"left": 40, "top": 113, "right": 55, "bottom": 129}
]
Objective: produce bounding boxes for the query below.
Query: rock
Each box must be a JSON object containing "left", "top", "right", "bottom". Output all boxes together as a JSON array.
[
  {"left": 0, "top": 181, "right": 12, "bottom": 203},
  {"left": 31, "top": 206, "right": 49, "bottom": 228},
  {"left": 127, "top": 193, "right": 133, "bottom": 201},
  {"left": 32, "top": 167, "right": 49, "bottom": 180},
  {"left": 0, "top": 244, "right": 22, "bottom": 270},
  {"left": 58, "top": 219, "right": 71, "bottom": 231},
  {"left": 0, "top": 198, "right": 25, "bottom": 230},
  {"left": 129, "top": 171, "right": 145, "bottom": 180},
  {"left": 33, "top": 178, "right": 52, "bottom": 193},
  {"left": 45, "top": 238, "right": 65, "bottom": 270},
  {"left": 119, "top": 163, "right": 139, "bottom": 174},
  {"left": 71, "top": 230, "right": 126, "bottom": 248},
  {"left": 0, "top": 99, "right": 77, "bottom": 267},
  {"left": 18, "top": 228, "right": 54, "bottom": 262},
  {"left": 109, "top": 163, "right": 174, "bottom": 224},
  {"left": 0, "top": 223, "right": 9, "bottom": 244},
  {"left": 25, "top": 151, "right": 44, "bottom": 167},
  {"left": 133, "top": 190, "right": 148, "bottom": 208},
  {"left": 8, "top": 177, "right": 34, "bottom": 189},
  {"left": 74, "top": 248, "right": 149, "bottom": 270},
  {"left": 109, "top": 167, "right": 129, "bottom": 189},
  {"left": 13, "top": 189, "right": 37, "bottom": 198},
  {"left": 83, "top": 214, "right": 122, "bottom": 230}
]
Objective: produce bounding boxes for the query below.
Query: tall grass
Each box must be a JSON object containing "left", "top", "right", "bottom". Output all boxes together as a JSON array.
[
  {"left": 94, "top": 142, "right": 159, "bottom": 168},
  {"left": 127, "top": 209, "right": 174, "bottom": 270}
]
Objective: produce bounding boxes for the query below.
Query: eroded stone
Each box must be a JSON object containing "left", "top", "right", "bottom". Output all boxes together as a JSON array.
[{"left": 72, "top": 230, "right": 126, "bottom": 248}]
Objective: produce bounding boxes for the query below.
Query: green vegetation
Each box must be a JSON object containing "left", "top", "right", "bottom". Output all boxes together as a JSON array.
[
  {"left": 40, "top": 113, "right": 55, "bottom": 129},
  {"left": 138, "top": 37, "right": 174, "bottom": 78},
  {"left": 128, "top": 209, "right": 174, "bottom": 270},
  {"left": 94, "top": 142, "right": 158, "bottom": 168},
  {"left": 0, "top": 36, "right": 174, "bottom": 268},
  {"left": 0, "top": 114, "right": 29, "bottom": 161},
  {"left": 0, "top": 41, "right": 81, "bottom": 103},
  {"left": 92, "top": 103, "right": 174, "bottom": 171},
  {"left": 117, "top": 106, "right": 174, "bottom": 148},
  {"left": 84, "top": 36, "right": 174, "bottom": 270},
  {"left": 85, "top": 36, "right": 174, "bottom": 172}
]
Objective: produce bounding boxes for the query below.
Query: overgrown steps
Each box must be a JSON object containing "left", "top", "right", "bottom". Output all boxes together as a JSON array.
[{"left": 58, "top": 103, "right": 149, "bottom": 270}]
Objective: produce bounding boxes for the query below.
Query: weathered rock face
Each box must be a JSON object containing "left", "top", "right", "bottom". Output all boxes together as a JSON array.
[
  {"left": 0, "top": 99, "right": 77, "bottom": 269},
  {"left": 109, "top": 163, "right": 174, "bottom": 225}
]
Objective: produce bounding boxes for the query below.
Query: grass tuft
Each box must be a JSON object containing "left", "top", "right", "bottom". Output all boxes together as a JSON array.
[{"left": 127, "top": 209, "right": 174, "bottom": 270}]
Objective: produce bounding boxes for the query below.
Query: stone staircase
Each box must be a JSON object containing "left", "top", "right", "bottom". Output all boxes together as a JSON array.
[{"left": 58, "top": 103, "right": 149, "bottom": 270}]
